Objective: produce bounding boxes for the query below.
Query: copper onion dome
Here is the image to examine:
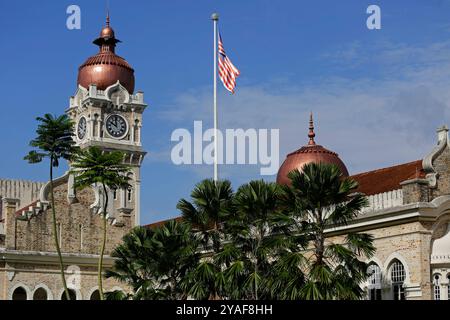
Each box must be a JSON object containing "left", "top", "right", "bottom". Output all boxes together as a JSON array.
[
  {"left": 77, "top": 14, "right": 135, "bottom": 94},
  {"left": 276, "top": 113, "right": 349, "bottom": 185}
]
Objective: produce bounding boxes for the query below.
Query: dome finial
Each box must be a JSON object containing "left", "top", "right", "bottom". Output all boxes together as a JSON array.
[
  {"left": 308, "top": 112, "right": 316, "bottom": 145},
  {"left": 106, "top": 0, "right": 110, "bottom": 27}
]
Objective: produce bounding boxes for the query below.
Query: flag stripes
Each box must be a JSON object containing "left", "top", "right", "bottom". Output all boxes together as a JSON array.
[{"left": 218, "top": 33, "right": 240, "bottom": 93}]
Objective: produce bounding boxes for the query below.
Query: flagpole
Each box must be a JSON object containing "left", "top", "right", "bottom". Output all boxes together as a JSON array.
[{"left": 212, "top": 13, "right": 219, "bottom": 182}]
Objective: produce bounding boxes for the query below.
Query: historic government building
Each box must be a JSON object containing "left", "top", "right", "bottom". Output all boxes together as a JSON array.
[
  {"left": 0, "top": 16, "right": 147, "bottom": 300},
  {"left": 276, "top": 115, "right": 450, "bottom": 300},
  {"left": 1, "top": 16, "right": 450, "bottom": 300}
]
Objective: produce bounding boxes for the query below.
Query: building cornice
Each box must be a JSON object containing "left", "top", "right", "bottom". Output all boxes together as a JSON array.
[
  {"left": 0, "top": 249, "right": 115, "bottom": 267},
  {"left": 325, "top": 201, "right": 441, "bottom": 236}
]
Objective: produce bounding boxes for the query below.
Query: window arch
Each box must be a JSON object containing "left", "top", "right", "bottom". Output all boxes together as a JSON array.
[
  {"left": 61, "top": 289, "right": 77, "bottom": 300},
  {"left": 389, "top": 260, "right": 406, "bottom": 300},
  {"left": 12, "top": 286, "right": 27, "bottom": 300},
  {"left": 33, "top": 285, "right": 53, "bottom": 300},
  {"left": 33, "top": 287, "right": 48, "bottom": 300},
  {"left": 367, "top": 263, "right": 382, "bottom": 300},
  {"left": 90, "top": 290, "right": 101, "bottom": 300},
  {"left": 127, "top": 186, "right": 132, "bottom": 202},
  {"left": 126, "top": 173, "right": 134, "bottom": 203},
  {"left": 433, "top": 274, "right": 441, "bottom": 300}
]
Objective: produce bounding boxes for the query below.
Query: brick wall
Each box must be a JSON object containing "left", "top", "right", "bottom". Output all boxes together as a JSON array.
[{"left": 9, "top": 180, "right": 132, "bottom": 255}]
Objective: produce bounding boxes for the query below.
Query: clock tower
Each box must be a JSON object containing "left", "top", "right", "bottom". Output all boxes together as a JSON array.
[{"left": 66, "top": 15, "right": 147, "bottom": 226}]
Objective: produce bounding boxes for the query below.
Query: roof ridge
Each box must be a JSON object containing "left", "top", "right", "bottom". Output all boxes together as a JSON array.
[
  {"left": 350, "top": 159, "right": 422, "bottom": 178},
  {"left": 15, "top": 199, "right": 40, "bottom": 215}
]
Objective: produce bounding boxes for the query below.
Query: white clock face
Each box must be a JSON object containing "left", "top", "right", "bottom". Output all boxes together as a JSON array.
[
  {"left": 77, "top": 117, "right": 87, "bottom": 140},
  {"left": 106, "top": 114, "right": 128, "bottom": 139}
]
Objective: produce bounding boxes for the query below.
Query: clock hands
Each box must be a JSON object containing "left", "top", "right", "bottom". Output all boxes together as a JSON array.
[{"left": 107, "top": 115, "right": 127, "bottom": 137}]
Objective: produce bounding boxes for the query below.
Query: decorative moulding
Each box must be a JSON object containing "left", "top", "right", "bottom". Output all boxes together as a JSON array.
[
  {"left": 422, "top": 125, "right": 449, "bottom": 188},
  {"left": 105, "top": 81, "right": 130, "bottom": 104},
  {"left": 7, "top": 271, "right": 15, "bottom": 281}
]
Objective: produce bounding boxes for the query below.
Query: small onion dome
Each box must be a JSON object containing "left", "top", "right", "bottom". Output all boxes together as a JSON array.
[
  {"left": 276, "top": 113, "right": 349, "bottom": 185},
  {"left": 77, "top": 14, "right": 135, "bottom": 94}
]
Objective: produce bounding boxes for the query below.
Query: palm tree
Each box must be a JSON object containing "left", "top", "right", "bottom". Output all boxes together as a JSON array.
[
  {"left": 277, "top": 162, "right": 375, "bottom": 300},
  {"left": 176, "top": 179, "right": 234, "bottom": 299},
  {"left": 24, "top": 113, "right": 78, "bottom": 300},
  {"left": 70, "top": 146, "right": 131, "bottom": 300},
  {"left": 222, "top": 180, "right": 282, "bottom": 299},
  {"left": 177, "top": 179, "right": 234, "bottom": 250},
  {"left": 106, "top": 222, "right": 200, "bottom": 300}
]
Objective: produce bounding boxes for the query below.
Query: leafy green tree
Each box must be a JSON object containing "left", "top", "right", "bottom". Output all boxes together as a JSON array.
[
  {"left": 104, "top": 290, "right": 130, "bottom": 300},
  {"left": 177, "top": 179, "right": 234, "bottom": 250},
  {"left": 24, "top": 113, "right": 78, "bottom": 300},
  {"left": 106, "top": 166, "right": 374, "bottom": 301},
  {"left": 176, "top": 179, "right": 234, "bottom": 299},
  {"left": 276, "top": 162, "right": 375, "bottom": 300},
  {"left": 106, "top": 222, "right": 200, "bottom": 300},
  {"left": 70, "top": 146, "right": 131, "bottom": 300},
  {"left": 221, "top": 180, "right": 282, "bottom": 299}
]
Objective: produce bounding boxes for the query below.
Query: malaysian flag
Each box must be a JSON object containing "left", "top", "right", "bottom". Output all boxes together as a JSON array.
[{"left": 218, "top": 32, "right": 240, "bottom": 94}]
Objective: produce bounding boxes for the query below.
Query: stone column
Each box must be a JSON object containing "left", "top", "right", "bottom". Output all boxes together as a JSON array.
[
  {"left": 89, "top": 117, "right": 95, "bottom": 140},
  {"left": 130, "top": 123, "right": 135, "bottom": 143},
  {"left": 97, "top": 119, "right": 103, "bottom": 139},
  {"left": 441, "top": 283, "right": 449, "bottom": 300},
  {"left": 134, "top": 179, "right": 140, "bottom": 227},
  {"left": 120, "top": 188, "right": 126, "bottom": 209},
  {"left": 136, "top": 125, "right": 142, "bottom": 145}
]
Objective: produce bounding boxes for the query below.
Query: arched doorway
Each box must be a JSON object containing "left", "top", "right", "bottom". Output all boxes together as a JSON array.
[
  {"left": 12, "top": 287, "right": 27, "bottom": 300},
  {"left": 61, "top": 289, "right": 77, "bottom": 300},
  {"left": 90, "top": 290, "right": 101, "bottom": 300},
  {"left": 33, "top": 287, "right": 48, "bottom": 300}
]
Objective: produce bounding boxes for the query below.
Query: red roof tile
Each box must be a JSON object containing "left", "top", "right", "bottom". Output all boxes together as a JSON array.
[
  {"left": 145, "top": 160, "right": 427, "bottom": 227},
  {"left": 145, "top": 216, "right": 183, "bottom": 229},
  {"left": 350, "top": 160, "right": 424, "bottom": 196},
  {"left": 15, "top": 200, "right": 39, "bottom": 217}
]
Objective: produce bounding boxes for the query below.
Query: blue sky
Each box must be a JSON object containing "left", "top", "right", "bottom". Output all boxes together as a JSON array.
[{"left": 2, "top": 1, "right": 450, "bottom": 224}]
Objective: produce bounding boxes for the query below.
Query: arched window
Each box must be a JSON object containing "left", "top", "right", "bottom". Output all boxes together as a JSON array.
[
  {"left": 433, "top": 274, "right": 441, "bottom": 300},
  {"left": 127, "top": 187, "right": 132, "bottom": 202},
  {"left": 33, "top": 287, "right": 48, "bottom": 300},
  {"left": 90, "top": 290, "right": 101, "bottom": 300},
  {"left": 390, "top": 260, "right": 406, "bottom": 300},
  {"left": 448, "top": 274, "right": 450, "bottom": 300},
  {"left": 61, "top": 289, "right": 77, "bottom": 300},
  {"left": 12, "top": 287, "right": 27, "bottom": 300},
  {"left": 367, "top": 263, "right": 382, "bottom": 300}
]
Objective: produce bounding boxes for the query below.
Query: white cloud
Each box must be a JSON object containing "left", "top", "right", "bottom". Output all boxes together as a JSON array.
[{"left": 152, "top": 39, "right": 450, "bottom": 179}]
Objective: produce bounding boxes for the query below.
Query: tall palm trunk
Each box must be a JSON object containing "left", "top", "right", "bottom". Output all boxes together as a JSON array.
[
  {"left": 315, "top": 207, "right": 325, "bottom": 265},
  {"left": 98, "top": 182, "right": 109, "bottom": 300},
  {"left": 254, "top": 259, "right": 258, "bottom": 300},
  {"left": 50, "top": 156, "right": 70, "bottom": 300}
]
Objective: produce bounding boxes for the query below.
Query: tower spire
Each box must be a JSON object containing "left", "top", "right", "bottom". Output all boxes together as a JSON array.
[
  {"left": 308, "top": 112, "right": 316, "bottom": 146},
  {"left": 106, "top": 0, "right": 110, "bottom": 27}
]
